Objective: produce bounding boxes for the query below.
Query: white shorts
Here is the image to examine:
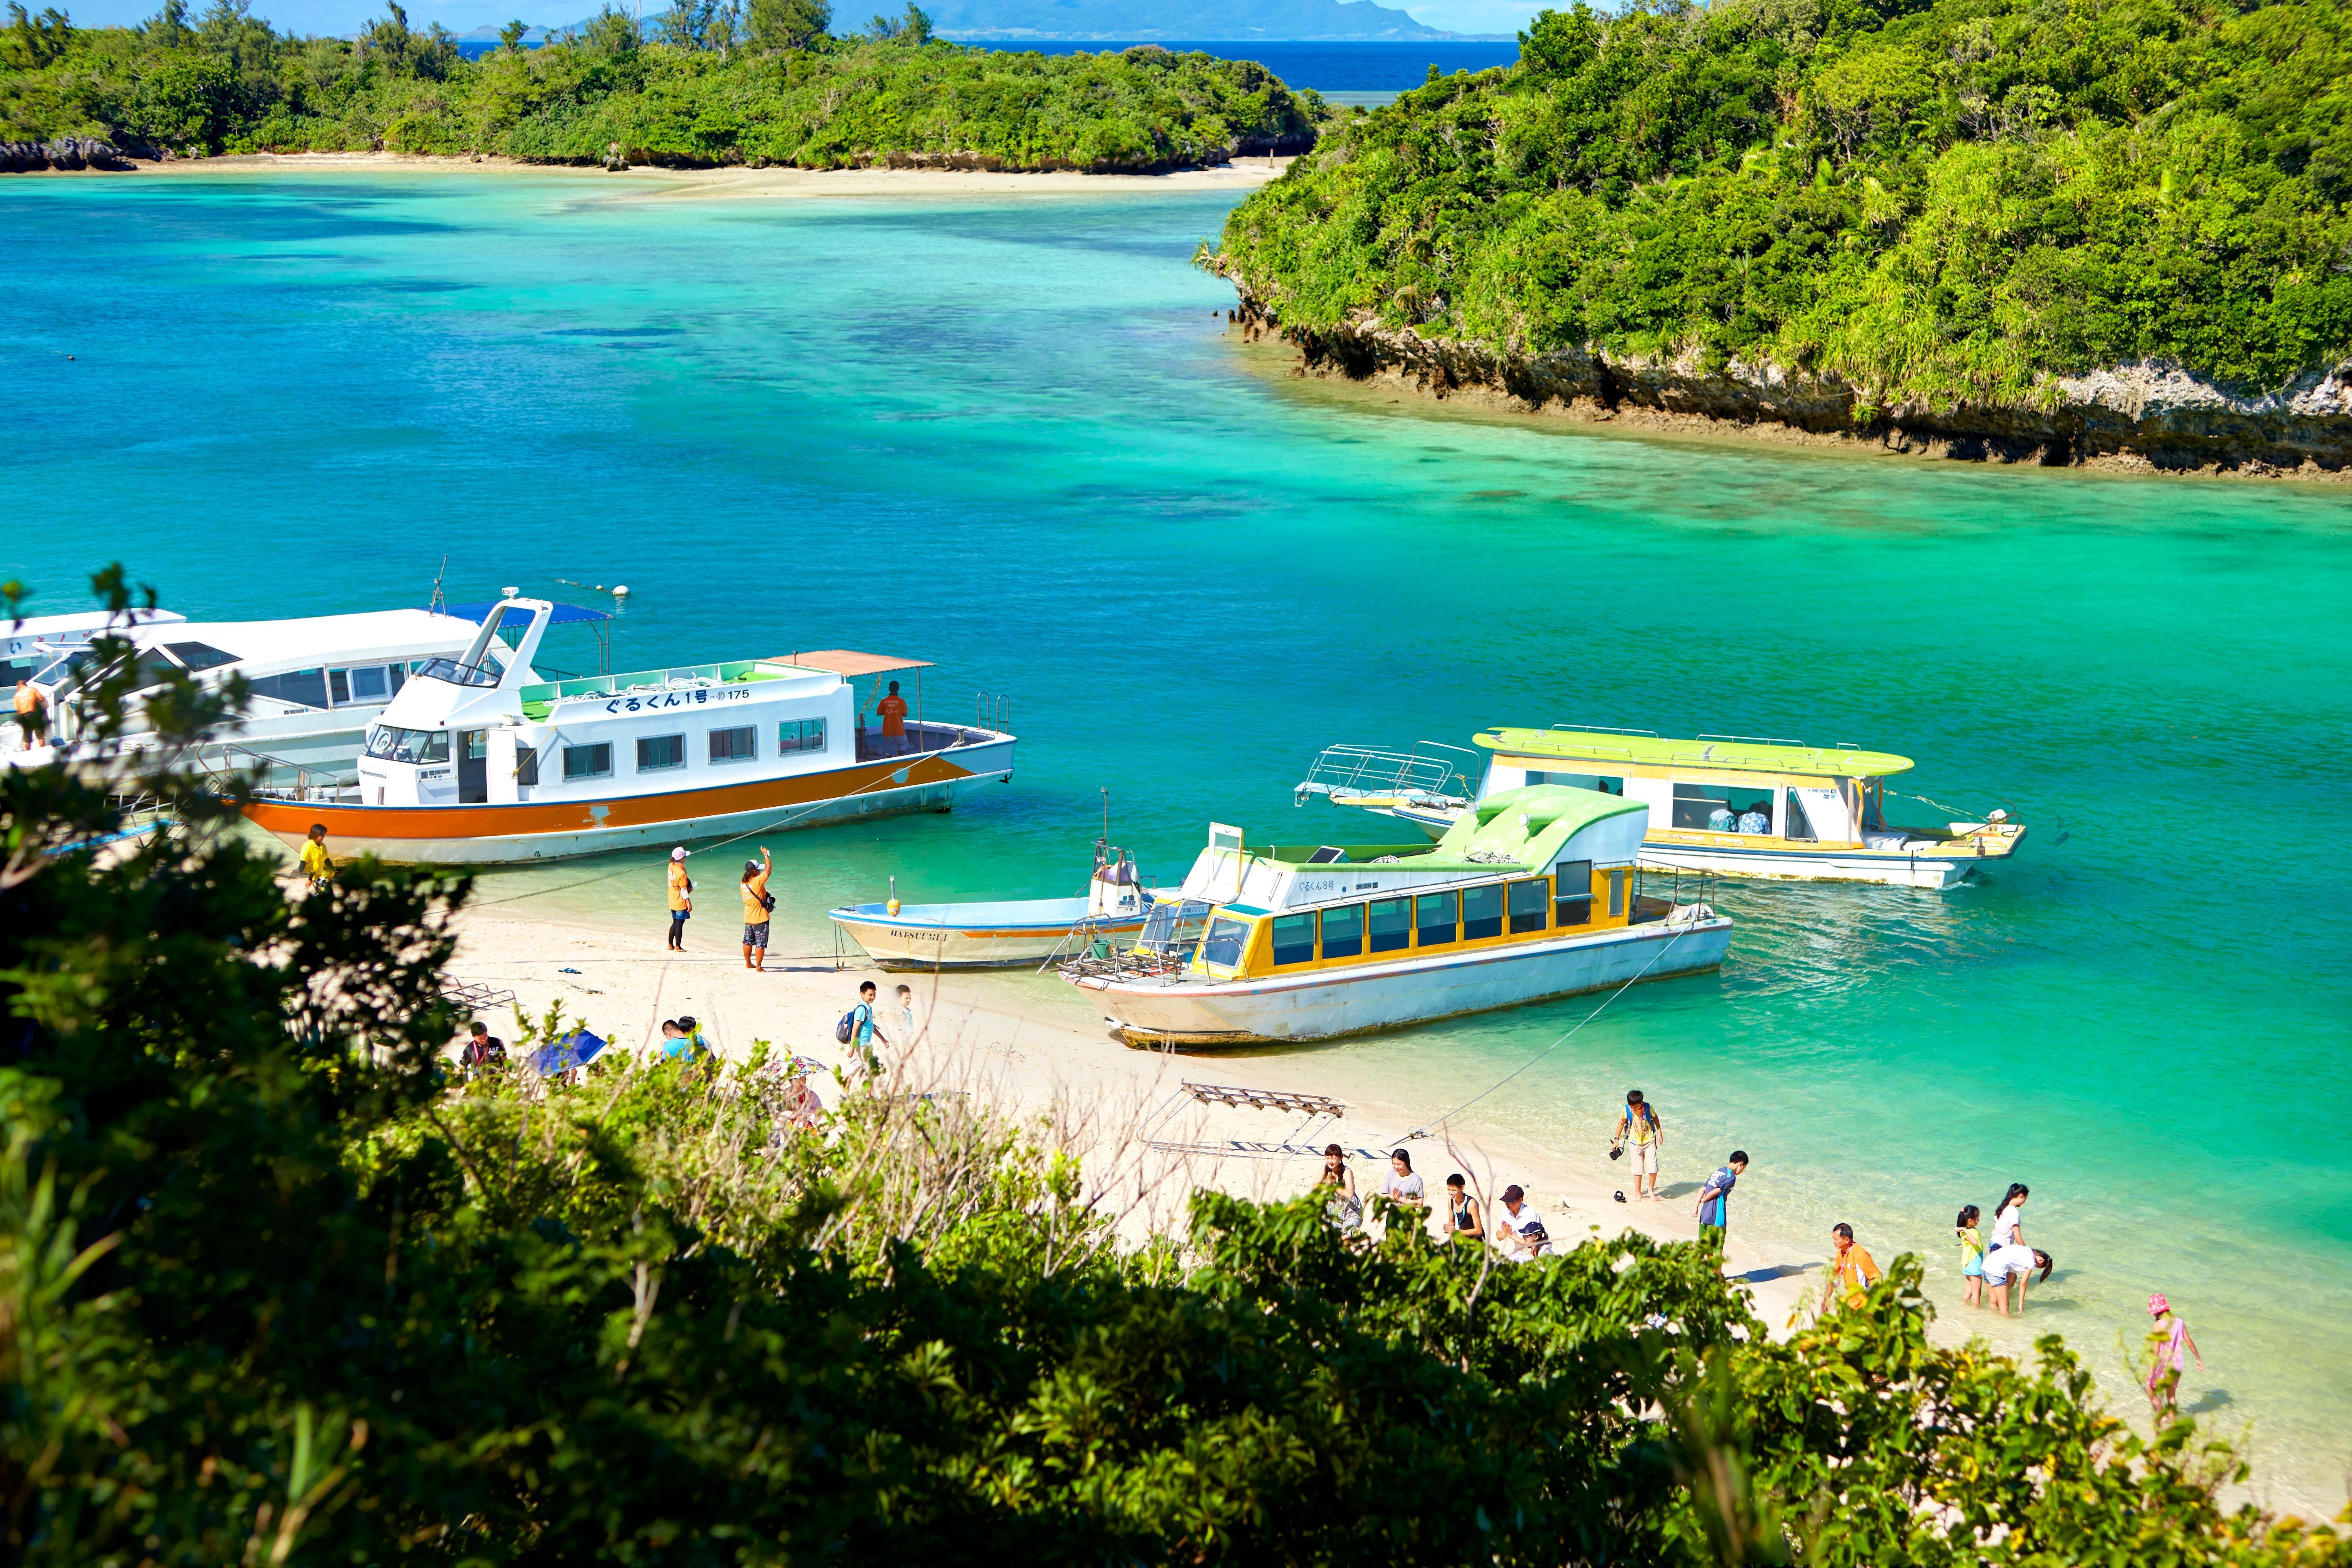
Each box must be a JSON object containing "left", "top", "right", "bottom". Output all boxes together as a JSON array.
[
  {"left": 1983, "top": 1244, "right": 2035, "bottom": 1285},
  {"left": 1626, "top": 1142, "right": 1657, "bottom": 1176}
]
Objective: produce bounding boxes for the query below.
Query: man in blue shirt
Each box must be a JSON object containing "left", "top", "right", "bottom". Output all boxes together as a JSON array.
[{"left": 1694, "top": 1151, "right": 1748, "bottom": 1249}]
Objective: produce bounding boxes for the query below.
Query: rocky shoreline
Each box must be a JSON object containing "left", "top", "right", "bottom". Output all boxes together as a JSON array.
[{"left": 1226, "top": 295, "right": 2352, "bottom": 482}]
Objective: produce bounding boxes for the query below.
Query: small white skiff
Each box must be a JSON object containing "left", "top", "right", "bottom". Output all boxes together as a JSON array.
[{"left": 830, "top": 843, "right": 1150, "bottom": 969}]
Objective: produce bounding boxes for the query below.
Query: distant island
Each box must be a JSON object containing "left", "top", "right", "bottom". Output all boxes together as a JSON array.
[
  {"left": 1211, "top": 0, "right": 2352, "bottom": 477},
  {"left": 0, "top": 4, "right": 1327, "bottom": 171},
  {"left": 925, "top": 0, "right": 1460, "bottom": 40},
  {"left": 448, "top": 0, "right": 1474, "bottom": 44}
]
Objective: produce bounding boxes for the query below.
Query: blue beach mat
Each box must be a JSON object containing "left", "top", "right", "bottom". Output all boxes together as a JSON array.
[{"left": 528, "top": 1030, "right": 607, "bottom": 1075}]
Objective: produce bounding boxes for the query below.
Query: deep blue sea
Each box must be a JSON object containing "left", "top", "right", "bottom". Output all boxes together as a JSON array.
[{"left": 3, "top": 167, "right": 2346, "bottom": 1509}]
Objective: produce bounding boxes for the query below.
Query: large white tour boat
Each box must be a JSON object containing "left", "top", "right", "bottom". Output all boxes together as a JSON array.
[
  {"left": 1062, "top": 783, "right": 1730, "bottom": 1048},
  {"left": 4, "top": 601, "right": 550, "bottom": 778},
  {"left": 241, "top": 598, "right": 1016, "bottom": 864},
  {"left": 1297, "top": 727, "right": 2026, "bottom": 890}
]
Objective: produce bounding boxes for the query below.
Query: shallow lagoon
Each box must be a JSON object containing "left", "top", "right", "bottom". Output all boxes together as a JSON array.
[{"left": 5, "top": 168, "right": 2349, "bottom": 1510}]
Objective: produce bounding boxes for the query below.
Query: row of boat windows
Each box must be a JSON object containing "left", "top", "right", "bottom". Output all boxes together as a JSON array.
[
  {"left": 1198, "top": 863, "right": 1628, "bottom": 968},
  {"left": 248, "top": 662, "right": 413, "bottom": 710},
  {"left": 551, "top": 719, "right": 829, "bottom": 782},
  {"left": 368, "top": 719, "right": 828, "bottom": 775},
  {"left": 1527, "top": 770, "right": 1824, "bottom": 838}
]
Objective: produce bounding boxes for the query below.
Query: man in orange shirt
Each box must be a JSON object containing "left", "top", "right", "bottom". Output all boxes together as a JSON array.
[
  {"left": 1826, "top": 1222, "right": 1883, "bottom": 1314},
  {"left": 874, "top": 679, "right": 909, "bottom": 756}
]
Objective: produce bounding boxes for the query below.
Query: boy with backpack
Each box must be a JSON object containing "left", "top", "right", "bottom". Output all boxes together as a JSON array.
[
  {"left": 740, "top": 846, "right": 773, "bottom": 972},
  {"left": 836, "top": 979, "right": 891, "bottom": 1073}
]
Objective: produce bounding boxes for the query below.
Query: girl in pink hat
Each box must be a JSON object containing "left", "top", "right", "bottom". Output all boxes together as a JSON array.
[{"left": 2144, "top": 1294, "right": 2203, "bottom": 1421}]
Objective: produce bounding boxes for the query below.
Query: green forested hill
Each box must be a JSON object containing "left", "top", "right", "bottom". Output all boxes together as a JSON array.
[
  {"left": 1214, "top": 0, "right": 2352, "bottom": 416},
  {"left": 0, "top": 1, "right": 1324, "bottom": 170}
]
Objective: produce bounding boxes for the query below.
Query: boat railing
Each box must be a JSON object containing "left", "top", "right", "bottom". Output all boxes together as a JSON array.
[
  {"left": 520, "top": 660, "right": 775, "bottom": 707},
  {"left": 1057, "top": 896, "right": 1213, "bottom": 982},
  {"left": 1697, "top": 732, "right": 1806, "bottom": 747},
  {"left": 198, "top": 742, "right": 360, "bottom": 803},
  {"left": 1548, "top": 723, "right": 1660, "bottom": 738},
  {"left": 975, "top": 690, "right": 1011, "bottom": 733},
  {"left": 1293, "top": 741, "right": 1477, "bottom": 809},
  {"left": 852, "top": 720, "right": 1005, "bottom": 763}
]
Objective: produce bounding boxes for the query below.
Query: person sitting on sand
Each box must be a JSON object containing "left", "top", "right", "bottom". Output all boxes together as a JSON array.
[
  {"left": 1318, "top": 1143, "right": 1361, "bottom": 1231},
  {"left": 2144, "top": 1293, "right": 2203, "bottom": 1421},
  {"left": 1444, "top": 1173, "right": 1484, "bottom": 1242},
  {"left": 1381, "top": 1149, "right": 1426, "bottom": 1222},
  {"left": 1495, "top": 1184, "right": 1550, "bottom": 1261}
]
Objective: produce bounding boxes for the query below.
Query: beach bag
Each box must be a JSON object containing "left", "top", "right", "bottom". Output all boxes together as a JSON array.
[{"left": 834, "top": 1008, "right": 858, "bottom": 1044}]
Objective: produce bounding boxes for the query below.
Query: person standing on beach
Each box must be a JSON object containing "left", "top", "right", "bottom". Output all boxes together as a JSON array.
[
  {"left": 1611, "top": 1089, "right": 1663, "bottom": 1200},
  {"left": 894, "top": 983, "right": 916, "bottom": 1042},
  {"left": 848, "top": 980, "right": 890, "bottom": 1072},
  {"left": 740, "top": 846, "right": 773, "bottom": 971},
  {"left": 1990, "top": 1184, "right": 2033, "bottom": 1303},
  {"left": 13, "top": 679, "right": 47, "bottom": 747},
  {"left": 1956, "top": 1205, "right": 1987, "bottom": 1308},
  {"left": 299, "top": 823, "right": 334, "bottom": 893},
  {"left": 873, "top": 680, "right": 910, "bottom": 756},
  {"left": 666, "top": 847, "right": 693, "bottom": 951},
  {"left": 2144, "top": 1293, "right": 2203, "bottom": 1421},
  {"left": 1694, "top": 1152, "right": 1747, "bottom": 1249},
  {"left": 1826, "top": 1222, "right": 1883, "bottom": 1312}
]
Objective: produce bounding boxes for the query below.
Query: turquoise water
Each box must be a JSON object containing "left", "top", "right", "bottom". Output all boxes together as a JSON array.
[{"left": 6, "top": 170, "right": 2349, "bottom": 1507}]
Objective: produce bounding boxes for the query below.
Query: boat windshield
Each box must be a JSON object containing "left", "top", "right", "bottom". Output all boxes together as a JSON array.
[
  {"left": 413, "top": 653, "right": 503, "bottom": 688},
  {"left": 1137, "top": 898, "right": 1212, "bottom": 954},
  {"left": 365, "top": 724, "right": 450, "bottom": 764}
]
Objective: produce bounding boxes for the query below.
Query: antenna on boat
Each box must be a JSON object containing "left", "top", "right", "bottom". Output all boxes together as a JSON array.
[{"left": 428, "top": 554, "right": 449, "bottom": 615}]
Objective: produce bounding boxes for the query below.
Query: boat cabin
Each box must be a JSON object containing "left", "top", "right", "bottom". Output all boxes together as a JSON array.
[
  {"left": 357, "top": 600, "right": 919, "bottom": 808},
  {"left": 1164, "top": 784, "right": 1668, "bottom": 984},
  {"left": 1472, "top": 727, "right": 1915, "bottom": 851}
]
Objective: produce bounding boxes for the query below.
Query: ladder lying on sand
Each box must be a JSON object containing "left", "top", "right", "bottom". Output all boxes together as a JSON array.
[{"left": 1139, "top": 1079, "right": 1383, "bottom": 1160}]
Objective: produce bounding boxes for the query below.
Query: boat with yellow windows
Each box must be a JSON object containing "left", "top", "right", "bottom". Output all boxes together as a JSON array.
[
  {"left": 1296, "top": 727, "right": 2025, "bottom": 890},
  {"left": 1061, "top": 784, "right": 1730, "bottom": 1048}
]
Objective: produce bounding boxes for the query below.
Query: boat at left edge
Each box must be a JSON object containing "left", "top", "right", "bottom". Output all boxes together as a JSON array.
[{"left": 238, "top": 598, "right": 1017, "bottom": 865}]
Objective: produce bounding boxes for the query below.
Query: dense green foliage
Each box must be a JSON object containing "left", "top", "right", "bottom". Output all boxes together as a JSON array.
[
  {"left": 4, "top": 571, "right": 2350, "bottom": 1561},
  {"left": 1215, "top": 0, "right": 2352, "bottom": 413},
  {"left": 0, "top": 0, "right": 1323, "bottom": 169}
]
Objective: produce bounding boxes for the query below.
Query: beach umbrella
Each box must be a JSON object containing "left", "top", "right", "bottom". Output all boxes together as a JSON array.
[{"left": 528, "top": 1029, "right": 607, "bottom": 1076}]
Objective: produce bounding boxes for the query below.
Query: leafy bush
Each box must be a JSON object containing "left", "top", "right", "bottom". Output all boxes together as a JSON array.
[{"left": 1213, "top": 0, "right": 2352, "bottom": 409}]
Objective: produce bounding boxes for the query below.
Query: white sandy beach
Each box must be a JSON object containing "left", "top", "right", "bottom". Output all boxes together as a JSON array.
[
  {"left": 108, "top": 150, "right": 1295, "bottom": 198},
  {"left": 444, "top": 894, "right": 1825, "bottom": 1328}
]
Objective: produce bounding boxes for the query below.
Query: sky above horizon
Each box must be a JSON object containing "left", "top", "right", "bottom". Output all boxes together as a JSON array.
[{"left": 61, "top": 0, "right": 1541, "bottom": 39}]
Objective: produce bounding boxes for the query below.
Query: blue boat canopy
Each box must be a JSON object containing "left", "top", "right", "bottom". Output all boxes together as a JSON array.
[{"left": 434, "top": 602, "right": 613, "bottom": 627}]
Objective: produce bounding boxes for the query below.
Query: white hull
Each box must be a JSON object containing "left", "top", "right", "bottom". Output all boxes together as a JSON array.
[
  {"left": 830, "top": 895, "right": 1147, "bottom": 969},
  {"left": 1076, "top": 913, "right": 1730, "bottom": 1047},
  {"left": 1355, "top": 802, "right": 2002, "bottom": 889},
  {"left": 258, "top": 776, "right": 998, "bottom": 865}
]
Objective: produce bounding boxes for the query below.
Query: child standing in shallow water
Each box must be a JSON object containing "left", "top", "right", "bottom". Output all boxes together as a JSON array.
[
  {"left": 2145, "top": 1293, "right": 2203, "bottom": 1421},
  {"left": 1955, "top": 1206, "right": 1986, "bottom": 1308}
]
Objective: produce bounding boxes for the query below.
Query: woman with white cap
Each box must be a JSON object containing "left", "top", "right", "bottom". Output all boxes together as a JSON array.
[{"left": 666, "top": 846, "right": 693, "bottom": 950}]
